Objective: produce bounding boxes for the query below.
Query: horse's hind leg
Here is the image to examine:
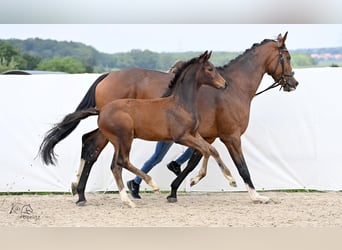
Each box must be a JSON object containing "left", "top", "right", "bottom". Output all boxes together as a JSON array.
[
  {"left": 221, "top": 136, "right": 271, "bottom": 204},
  {"left": 167, "top": 149, "right": 203, "bottom": 203},
  {"left": 71, "top": 129, "right": 108, "bottom": 205}
]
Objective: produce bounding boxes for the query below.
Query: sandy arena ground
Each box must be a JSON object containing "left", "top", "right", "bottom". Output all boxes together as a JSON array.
[{"left": 1, "top": 191, "right": 341, "bottom": 227}]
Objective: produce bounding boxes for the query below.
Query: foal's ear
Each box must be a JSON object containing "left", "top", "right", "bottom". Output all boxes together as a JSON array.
[
  {"left": 199, "top": 50, "right": 208, "bottom": 62},
  {"left": 278, "top": 31, "right": 288, "bottom": 47},
  {"left": 207, "top": 51, "right": 212, "bottom": 60}
]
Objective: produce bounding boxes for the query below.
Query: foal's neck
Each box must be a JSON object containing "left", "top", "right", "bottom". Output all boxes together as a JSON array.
[{"left": 172, "top": 67, "right": 200, "bottom": 114}]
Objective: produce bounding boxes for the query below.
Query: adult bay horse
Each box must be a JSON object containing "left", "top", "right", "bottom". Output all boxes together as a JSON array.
[
  {"left": 40, "top": 32, "right": 298, "bottom": 205},
  {"left": 43, "top": 51, "right": 235, "bottom": 207}
]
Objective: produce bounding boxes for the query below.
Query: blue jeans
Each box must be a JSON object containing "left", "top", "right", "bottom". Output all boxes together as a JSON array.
[{"left": 134, "top": 141, "right": 193, "bottom": 184}]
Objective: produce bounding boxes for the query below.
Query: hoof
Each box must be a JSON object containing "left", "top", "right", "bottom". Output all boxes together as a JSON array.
[
  {"left": 230, "top": 181, "right": 237, "bottom": 187},
  {"left": 252, "top": 197, "right": 278, "bottom": 204},
  {"left": 76, "top": 200, "right": 87, "bottom": 206},
  {"left": 71, "top": 182, "right": 78, "bottom": 196},
  {"left": 167, "top": 196, "right": 177, "bottom": 203},
  {"left": 190, "top": 178, "right": 198, "bottom": 187}
]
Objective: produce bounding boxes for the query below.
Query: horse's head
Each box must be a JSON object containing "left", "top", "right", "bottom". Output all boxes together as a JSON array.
[
  {"left": 197, "top": 50, "right": 227, "bottom": 89},
  {"left": 267, "top": 32, "right": 299, "bottom": 92}
]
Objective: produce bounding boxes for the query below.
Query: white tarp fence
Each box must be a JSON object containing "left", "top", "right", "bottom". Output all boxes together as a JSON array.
[{"left": 1, "top": 67, "right": 341, "bottom": 193}]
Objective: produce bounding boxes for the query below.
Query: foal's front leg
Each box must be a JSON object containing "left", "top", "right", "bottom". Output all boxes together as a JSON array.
[
  {"left": 125, "top": 162, "right": 160, "bottom": 194},
  {"left": 179, "top": 133, "right": 236, "bottom": 187}
]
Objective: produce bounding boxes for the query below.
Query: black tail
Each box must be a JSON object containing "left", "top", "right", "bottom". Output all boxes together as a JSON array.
[
  {"left": 39, "top": 108, "right": 100, "bottom": 165},
  {"left": 39, "top": 73, "right": 108, "bottom": 165},
  {"left": 75, "top": 73, "right": 109, "bottom": 111}
]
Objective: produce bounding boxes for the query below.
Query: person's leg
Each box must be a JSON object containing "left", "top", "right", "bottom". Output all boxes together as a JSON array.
[
  {"left": 167, "top": 147, "right": 194, "bottom": 176},
  {"left": 175, "top": 147, "right": 194, "bottom": 165},
  {"left": 127, "top": 141, "right": 173, "bottom": 199}
]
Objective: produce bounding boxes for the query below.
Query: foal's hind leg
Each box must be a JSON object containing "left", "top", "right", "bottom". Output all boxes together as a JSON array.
[
  {"left": 111, "top": 155, "right": 137, "bottom": 208},
  {"left": 118, "top": 140, "right": 159, "bottom": 193}
]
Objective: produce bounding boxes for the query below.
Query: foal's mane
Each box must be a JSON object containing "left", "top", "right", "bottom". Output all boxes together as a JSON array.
[
  {"left": 217, "top": 39, "right": 275, "bottom": 70},
  {"left": 162, "top": 55, "right": 201, "bottom": 98}
]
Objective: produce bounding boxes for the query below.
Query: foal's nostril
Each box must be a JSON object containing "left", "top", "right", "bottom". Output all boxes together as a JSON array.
[{"left": 224, "top": 81, "right": 228, "bottom": 89}]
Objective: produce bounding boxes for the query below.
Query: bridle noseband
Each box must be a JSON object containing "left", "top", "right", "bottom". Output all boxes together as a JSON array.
[{"left": 255, "top": 40, "right": 295, "bottom": 96}]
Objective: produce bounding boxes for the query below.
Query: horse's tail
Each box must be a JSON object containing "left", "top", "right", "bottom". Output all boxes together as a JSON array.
[
  {"left": 38, "top": 73, "right": 108, "bottom": 165},
  {"left": 39, "top": 108, "right": 100, "bottom": 165},
  {"left": 75, "top": 73, "right": 109, "bottom": 111}
]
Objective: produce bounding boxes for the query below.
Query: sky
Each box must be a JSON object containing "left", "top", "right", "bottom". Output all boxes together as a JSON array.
[{"left": 1, "top": 24, "right": 341, "bottom": 53}]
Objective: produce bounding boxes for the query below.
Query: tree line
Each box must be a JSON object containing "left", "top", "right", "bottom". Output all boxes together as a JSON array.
[{"left": 0, "top": 38, "right": 339, "bottom": 74}]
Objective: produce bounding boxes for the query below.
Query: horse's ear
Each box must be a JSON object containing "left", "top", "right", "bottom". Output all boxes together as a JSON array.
[
  {"left": 278, "top": 32, "right": 288, "bottom": 47},
  {"left": 199, "top": 50, "right": 209, "bottom": 63},
  {"left": 283, "top": 31, "right": 288, "bottom": 42}
]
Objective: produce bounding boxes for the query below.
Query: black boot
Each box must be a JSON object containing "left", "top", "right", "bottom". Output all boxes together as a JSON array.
[
  {"left": 167, "top": 161, "right": 181, "bottom": 176},
  {"left": 127, "top": 180, "right": 141, "bottom": 199}
]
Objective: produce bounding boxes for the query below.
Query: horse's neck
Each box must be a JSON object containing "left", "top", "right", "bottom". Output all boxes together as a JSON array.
[
  {"left": 222, "top": 44, "right": 274, "bottom": 101},
  {"left": 172, "top": 73, "right": 199, "bottom": 114}
]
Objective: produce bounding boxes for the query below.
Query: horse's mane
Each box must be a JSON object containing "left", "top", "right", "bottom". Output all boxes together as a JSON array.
[
  {"left": 217, "top": 39, "right": 275, "bottom": 70},
  {"left": 161, "top": 56, "right": 200, "bottom": 98}
]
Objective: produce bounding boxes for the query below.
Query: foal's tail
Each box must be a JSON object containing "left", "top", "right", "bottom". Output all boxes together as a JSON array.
[{"left": 39, "top": 107, "right": 100, "bottom": 165}]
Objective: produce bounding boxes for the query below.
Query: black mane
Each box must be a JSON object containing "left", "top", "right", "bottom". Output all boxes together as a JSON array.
[
  {"left": 161, "top": 55, "right": 201, "bottom": 98},
  {"left": 217, "top": 39, "right": 275, "bottom": 70}
]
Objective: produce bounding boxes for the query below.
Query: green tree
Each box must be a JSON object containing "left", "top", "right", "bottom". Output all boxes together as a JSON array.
[
  {"left": 291, "top": 53, "right": 316, "bottom": 67},
  {"left": 20, "top": 53, "right": 41, "bottom": 70},
  {"left": 0, "top": 41, "right": 20, "bottom": 72},
  {"left": 36, "top": 56, "right": 86, "bottom": 73}
]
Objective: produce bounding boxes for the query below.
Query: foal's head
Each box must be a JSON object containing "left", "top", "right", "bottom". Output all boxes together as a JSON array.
[
  {"left": 267, "top": 32, "right": 299, "bottom": 92},
  {"left": 164, "top": 51, "right": 227, "bottom": 97}
]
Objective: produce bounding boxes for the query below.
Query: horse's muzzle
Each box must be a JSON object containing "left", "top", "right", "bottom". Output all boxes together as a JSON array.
[{"left": 282, "top": 78, "right": 299, "bottom": 92}]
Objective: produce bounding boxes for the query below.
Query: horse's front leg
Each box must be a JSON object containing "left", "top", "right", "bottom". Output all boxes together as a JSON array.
[{"left": 221, "top": 136, "right": 271, "bottom": 204}]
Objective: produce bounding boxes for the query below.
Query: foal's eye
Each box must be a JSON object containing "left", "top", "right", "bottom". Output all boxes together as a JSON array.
[{"left": 207, "top": 67, "right": 213, "bottom": 72}]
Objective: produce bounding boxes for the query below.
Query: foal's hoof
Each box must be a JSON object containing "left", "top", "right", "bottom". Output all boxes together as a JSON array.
[
  {"left": 71, "top": 182, "right": 78, "bottom": 196},
  {"left": 167, "top": 195, "right": 178, "bottom": 203},
  {"left": 76, "top": 200, "right": 87, "bottom": 206}
]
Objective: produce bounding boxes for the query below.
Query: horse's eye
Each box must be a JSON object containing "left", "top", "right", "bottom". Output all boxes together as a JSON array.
[{"left": 207, "top": 67, "right": 213, "bottom": 72}]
